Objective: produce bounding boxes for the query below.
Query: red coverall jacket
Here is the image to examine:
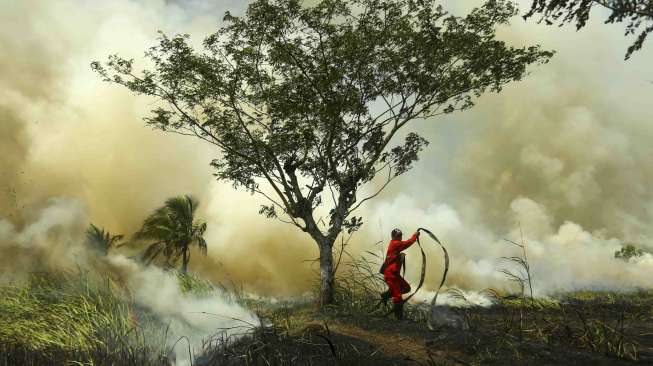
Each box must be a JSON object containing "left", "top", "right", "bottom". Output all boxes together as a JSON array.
[{"left": 382, "top": 233, "right": 418, "bottom": 303}]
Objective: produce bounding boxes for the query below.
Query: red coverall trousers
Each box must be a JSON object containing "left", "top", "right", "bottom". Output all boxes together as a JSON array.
[{"left": 382, "top": 233, "right": 418, "bottom": 304}]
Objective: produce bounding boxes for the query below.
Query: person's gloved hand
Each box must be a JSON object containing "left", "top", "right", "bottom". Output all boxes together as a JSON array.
[{"left": 415, "top": 231, "right": 420, "bottom": 238}]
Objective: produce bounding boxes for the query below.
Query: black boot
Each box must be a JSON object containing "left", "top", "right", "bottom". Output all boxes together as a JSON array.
[
  {"left": 380, "top": 290, "right": 391, "bottom": 306},
  {"left": 393, "top": 302, "right": 404, "bottom": 320}
]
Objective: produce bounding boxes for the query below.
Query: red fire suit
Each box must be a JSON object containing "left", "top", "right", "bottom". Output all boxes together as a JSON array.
[{"left": 382, "top": 233, "right": 418, "bottom": 304}]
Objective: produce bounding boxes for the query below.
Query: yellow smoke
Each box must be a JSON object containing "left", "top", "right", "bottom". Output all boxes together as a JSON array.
[{"left": 1, "top": 0, "right": 652, "bottom": 297}]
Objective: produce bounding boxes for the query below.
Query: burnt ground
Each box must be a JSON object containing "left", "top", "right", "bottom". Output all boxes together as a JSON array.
[{"left": 199, "top": 292, "right": 653, "bottom": 366}]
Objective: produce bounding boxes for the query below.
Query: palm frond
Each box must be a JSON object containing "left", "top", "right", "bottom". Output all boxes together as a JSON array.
[
  {"left": 197, "top": 237, "right": 208, "bottom": 255},
  {"left": 85, "top": 223, "right": 123, "bottom": 255},
  {"left": 107, "top": 234, "right": 124, "bottom": 246},
  {"left": 163, "top": 195, "right": 198, "bottom": 226},
  {"left": 141, "top": 242, "right": 165, "bottom": 264},
  {"left": 135, "top": 194, "right": 208, "bottom": 270}
]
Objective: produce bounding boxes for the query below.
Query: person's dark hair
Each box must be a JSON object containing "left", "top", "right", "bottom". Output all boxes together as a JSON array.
[{"left": 391, "top": 228, "right": 402, "bottom": 240}]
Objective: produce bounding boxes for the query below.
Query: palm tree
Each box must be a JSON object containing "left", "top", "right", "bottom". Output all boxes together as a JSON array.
[
  {"left": 134, "top": 194, "right": 207, "bottom": 273},
  {"left": 85, "top": 223, "right": 124, "bottom": 256}
]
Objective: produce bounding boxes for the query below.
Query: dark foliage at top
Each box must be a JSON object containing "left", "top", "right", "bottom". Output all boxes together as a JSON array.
[{"left": 525, "top": 0, "right": 653, "bottom": 59}]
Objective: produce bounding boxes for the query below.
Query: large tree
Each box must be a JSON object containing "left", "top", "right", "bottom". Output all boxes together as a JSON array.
[
  {"left": 92, "top": 0, "right": 552, "bottom": 305},
  {"left": 525, "top": 0, "right": 653, "bottom": 59},
  {"left": 134, "top": 195, "right": 208, "bottom": 273}
]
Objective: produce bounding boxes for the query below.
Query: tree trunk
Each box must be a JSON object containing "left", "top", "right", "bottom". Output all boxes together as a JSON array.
[
  {"left": 181, "top": 247, "right": 189, "bottom": 273},
  {"left": 318, "top": 239, "right": 335, "bottom": 306}
]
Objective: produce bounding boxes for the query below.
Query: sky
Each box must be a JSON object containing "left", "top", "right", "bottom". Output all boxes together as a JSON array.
[{"left": 1, "top": 0, "right": 652, "bottom": 297}]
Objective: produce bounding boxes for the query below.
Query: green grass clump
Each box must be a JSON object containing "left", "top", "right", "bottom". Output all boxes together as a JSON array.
[
  {"left": 496, "top": 295, "right": 560, "bottom": 310},
  {"left": 176, "top": 271, "right": 215, "bottom": 297},
  {"left": 562, "top": 290, "right": 614, "bottom": 302},
  {"left": 0, "top": 271, "right": 169, "bottom": 366},
  {"left": 331, "top": 255, "right": 386, "bottom": 314}
]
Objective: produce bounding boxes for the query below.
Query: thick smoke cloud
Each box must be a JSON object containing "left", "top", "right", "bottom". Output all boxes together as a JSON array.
[
  {"left": 0, "top": 108, "right": 29, "bottom": 221},
  {"left": 0, "top": 0, "right": 233, "bottom": 232},
  {"left": 0, "top": 198, "right": 87, "bottom": 277},
  {"left": 0, "top": 198, "right": 258, "bottom": 365},
  {"left": 0, "top": 0, "right": 315, "bottom": 295},
  {"left": 360, "top": 1, "right": 653, "bottom": 295},
  {"left": 1, "top": 0, "right": 652, "bottom": 298}
]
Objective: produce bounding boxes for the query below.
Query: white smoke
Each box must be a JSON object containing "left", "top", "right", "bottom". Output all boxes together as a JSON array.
[
  {"left": 106, "top": 255, "right": 259, "bottom": 365},
  {"left": 362, "top": 194, "right": 653, "bottom": 297},
  {"left": 350, "top": 0, "right": 653, "bottom": 297},
  {"left": 0, "top": 198, "right": 89, "bottom": 276},
  {"left": 1, "top": 0, "right": 653, "bottom": 300},
  {"left": 412, "top": 289, "right": 495, "bottom": 308},
  {"left": 0, "top": 198, "right": 259, "bottom": 365}
]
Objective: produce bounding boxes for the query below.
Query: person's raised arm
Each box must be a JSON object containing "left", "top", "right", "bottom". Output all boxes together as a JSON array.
[{"left": 397, "top": 232, "right": 419, "bottom": 252}]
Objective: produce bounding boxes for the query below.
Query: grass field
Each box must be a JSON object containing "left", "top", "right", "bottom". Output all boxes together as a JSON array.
[
  {"left": 199, "top": 289, "right": 653, "bottom": 365},
  {"left": 2, "top": 265, "right": 652, "bottom": 366},
  {"left": 0, "top": 270, "right": 173, "bottom": 366},
  {"left": 199, "top": 258, "right": 653, "bottom": 366}
]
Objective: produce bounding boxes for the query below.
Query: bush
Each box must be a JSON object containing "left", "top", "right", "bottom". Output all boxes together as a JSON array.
[
  {"left": 614, "top": 244, "right": 645, "bottom": 261},
  {"left": 332, "top": 255, "right": 387, "bottom": 314}
]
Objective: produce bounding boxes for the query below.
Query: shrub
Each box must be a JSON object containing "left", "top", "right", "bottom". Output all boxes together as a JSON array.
[{"left": 614, "top": 244, "right": 645, "bottom": 261}]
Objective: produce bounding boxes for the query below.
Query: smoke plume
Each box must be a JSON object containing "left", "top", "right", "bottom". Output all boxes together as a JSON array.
[
  {"left": 0, "top": 198, "right": 259, "bottom": 365},
  {"left": 0, "top": 0, "right": 652, "bottom": 300}
]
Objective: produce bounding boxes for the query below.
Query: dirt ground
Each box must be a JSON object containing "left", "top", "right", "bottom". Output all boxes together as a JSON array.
[{"left": 200, "top": 294, "right": 653, "bottom": 366}]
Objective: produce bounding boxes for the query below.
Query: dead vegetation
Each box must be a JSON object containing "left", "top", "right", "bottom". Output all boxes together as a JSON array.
[
  {"left": 196, "top": 251, "right": 653, "bottom": 366},
  {"left": 199, "top": 290, "right": 653, "bottom": 365},
  {"left": 2, "top": 253, "right": 651, "bottom": 366}
]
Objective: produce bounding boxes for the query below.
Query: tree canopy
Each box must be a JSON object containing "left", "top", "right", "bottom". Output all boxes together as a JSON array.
[
  {"left": 614, "top": 243, "right": 646, "bottom": 260},
  {"left": 525, "top": 0, "right": 653, "bottom": 59},
  {"left": 93, "top": 0, "right": 552, "bottom": 304}
]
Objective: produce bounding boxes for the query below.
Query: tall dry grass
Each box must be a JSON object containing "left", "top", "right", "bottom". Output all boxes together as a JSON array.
[{"left": 1, "top": 270, "right": 175, "bottom": 365}]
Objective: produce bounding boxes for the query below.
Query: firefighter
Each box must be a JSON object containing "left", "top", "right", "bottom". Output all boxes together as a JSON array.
[{"left": 380, "top": 228, "right": 419, "bottom": 320}]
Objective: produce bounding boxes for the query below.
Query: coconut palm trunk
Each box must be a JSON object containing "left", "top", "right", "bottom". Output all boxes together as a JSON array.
[{"left": 181, "top": 246, "right": 189, "bottom": 273}]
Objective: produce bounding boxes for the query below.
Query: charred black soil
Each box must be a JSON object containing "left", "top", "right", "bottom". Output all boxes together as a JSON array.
[{"left": 200, "top": 291, "right": 653, "bottom": 366}]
